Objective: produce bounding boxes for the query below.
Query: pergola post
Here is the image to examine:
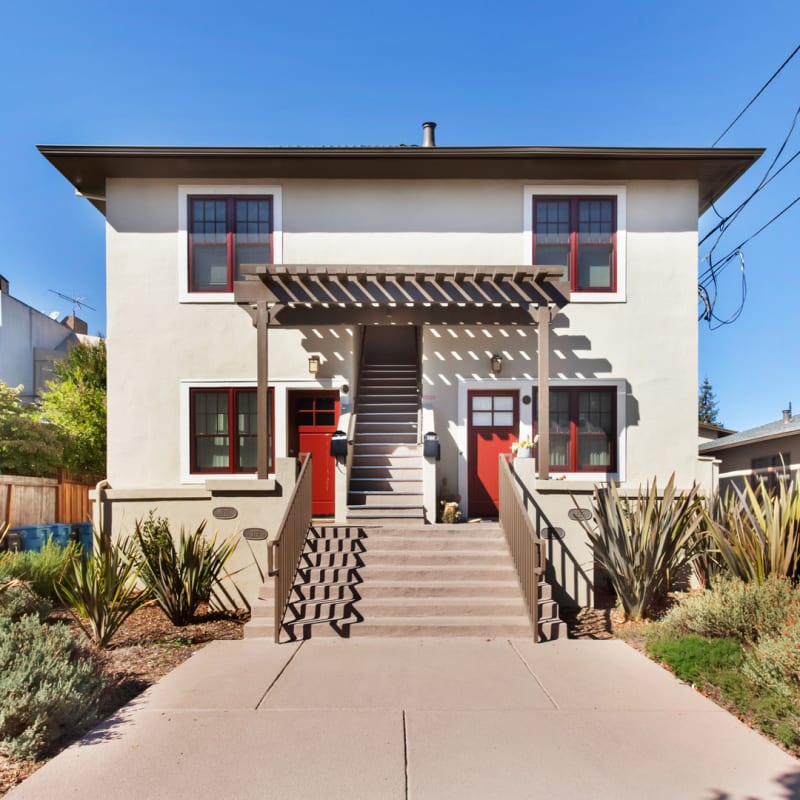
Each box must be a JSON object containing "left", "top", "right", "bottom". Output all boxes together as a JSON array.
[
  {"left": 256, "top": 301, "right": 270, "bottom": 479},
  {"left": 533, "top": 304, "right": 553, "bottom": 481}
]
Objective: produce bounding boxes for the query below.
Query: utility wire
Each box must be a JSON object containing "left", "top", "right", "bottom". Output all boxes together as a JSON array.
[
  {"left": 699, "top": 147, "right": 800, "bottom": 246},
  {"left": 700, "top": 192, "right": 800, "bottom": 285},
  {"left": 712, "top": 43, "right": 800, "bottom": 146}
]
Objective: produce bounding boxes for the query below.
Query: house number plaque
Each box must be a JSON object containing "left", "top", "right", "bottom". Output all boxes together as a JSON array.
[{"left": 212, "top": 506, "right": 238, "bottom": 520}]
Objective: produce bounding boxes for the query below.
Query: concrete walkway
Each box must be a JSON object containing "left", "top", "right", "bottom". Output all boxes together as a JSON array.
[{"left": 8, "top": 638, "right": 800, "bottom": 800}]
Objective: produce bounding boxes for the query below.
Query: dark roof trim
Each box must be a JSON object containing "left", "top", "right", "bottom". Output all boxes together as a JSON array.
[{"left": 38, "top": 144, "right": 763, "bottom": 216}]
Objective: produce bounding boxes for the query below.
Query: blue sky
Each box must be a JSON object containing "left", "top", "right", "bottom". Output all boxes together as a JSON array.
[{"left": 2, "top": 0, "right": 798, "bottom": 431}]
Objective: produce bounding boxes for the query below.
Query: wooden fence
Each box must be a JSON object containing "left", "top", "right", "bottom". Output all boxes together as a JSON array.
[{"left": 0, "top": 472, "right": 95, "bottom": 528}]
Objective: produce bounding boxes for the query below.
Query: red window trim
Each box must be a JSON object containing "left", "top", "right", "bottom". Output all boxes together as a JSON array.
[
  {"left": 188, "top": 195, "right": 274, "bottom": 293},
  {"left": 189, "top": 387, "right": 274, "bottom": 474},
  {"left": 531, "top": 196, "right": 617, "bottom": 293},
  {"left": 533, "top": 386, "right": 617, "bottom": 473}
]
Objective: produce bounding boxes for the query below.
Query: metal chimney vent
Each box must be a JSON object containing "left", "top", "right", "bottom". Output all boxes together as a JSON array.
[{"left": 422, "top": 121, "right": 437, "bottom": 147}]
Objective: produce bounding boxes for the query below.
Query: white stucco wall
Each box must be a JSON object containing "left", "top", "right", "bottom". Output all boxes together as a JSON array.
[{"left": 105, "top": 176, "right": 700, "bottom": 495}]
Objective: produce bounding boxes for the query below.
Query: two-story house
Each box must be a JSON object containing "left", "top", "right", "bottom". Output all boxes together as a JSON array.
[{"left": 40, "top": 125, "right": 760, "bottom": 617}]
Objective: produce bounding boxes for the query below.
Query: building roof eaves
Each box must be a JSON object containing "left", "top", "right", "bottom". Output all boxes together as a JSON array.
[{"left": 38, "top": 144, "right": 763, "bottom": 217}]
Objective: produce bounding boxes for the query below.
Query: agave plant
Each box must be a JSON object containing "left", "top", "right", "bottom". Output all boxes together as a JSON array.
[
  {"left": 574, "top": 474, "right": 704, "bottom": 621},
  {"left": 57, "top": 531, "right": 150, "bottom": 648},
  {"left": 704, "top": 474, "right": 800, "bottom": 584},
  {"left": 133, "top": 517, "right": 239, "bottom": 626}
]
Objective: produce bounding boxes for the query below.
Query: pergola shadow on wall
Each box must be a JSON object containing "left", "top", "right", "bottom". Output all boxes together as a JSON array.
[{"left": 234, "top": 264, "right": 570, "bottom": 481}]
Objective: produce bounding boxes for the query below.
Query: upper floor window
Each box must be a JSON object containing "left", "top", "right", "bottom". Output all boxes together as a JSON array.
[
  {"left": 188, "top": 196, "right": 273, "bottom": 292},
  {"left": 532, "top": 196, "right": 616, "bottom": 292}
]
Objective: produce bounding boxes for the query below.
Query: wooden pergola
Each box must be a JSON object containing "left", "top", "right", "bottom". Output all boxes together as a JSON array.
[{"left": 234, "top": 265, "right": 571, "bottom": 481}]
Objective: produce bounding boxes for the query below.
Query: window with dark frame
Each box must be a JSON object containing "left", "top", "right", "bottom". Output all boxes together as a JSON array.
[
  {"left": 750, "top": 453, "right": 790, "bottom": 492},
  {"left": 532, "top": 196, "right": 616, "bottom": 292},
  {"left": 188, "top": 196, "right": 273, "bottom": 292},
  {"left": 534, "top": 387, "right": 616, "bottom": 472},
  {"left": 190, "top": 387, "right": 274, "bottom": 474}
]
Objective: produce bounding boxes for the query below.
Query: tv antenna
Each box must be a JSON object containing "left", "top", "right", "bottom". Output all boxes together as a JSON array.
[{"left": 48, "top": 289, "right": 96, "bottom": 317}]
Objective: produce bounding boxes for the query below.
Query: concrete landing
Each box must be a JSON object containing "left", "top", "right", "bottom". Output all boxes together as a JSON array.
[{"left": 8, "top": 639, "right": 800, "bottom": 800}]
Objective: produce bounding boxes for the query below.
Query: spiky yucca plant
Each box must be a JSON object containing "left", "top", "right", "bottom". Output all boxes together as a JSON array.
[
  {"left": 704, "top": 474, "right": 800, "bottom": 584},
  {"left": 56, "top": 531, "right": 150, "bottom": 648},
  {"left": 575, "top": 474, "right": 704, "bottom": 621},
  {"left": 133, "top": 518, "right": 238, "bottom": 626}
]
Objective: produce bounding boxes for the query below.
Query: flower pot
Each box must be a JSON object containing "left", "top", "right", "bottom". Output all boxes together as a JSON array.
[{"left": 516, "top": 447, "right": 533, "bottom": 459}]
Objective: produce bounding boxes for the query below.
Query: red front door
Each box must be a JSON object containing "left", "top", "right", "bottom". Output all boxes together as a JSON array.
[
  {"left": 467, "top": 390, "right": 519, "bottom": 518},
  {"left": 288, "top": 391, "right": 340, "bottom": 516}
]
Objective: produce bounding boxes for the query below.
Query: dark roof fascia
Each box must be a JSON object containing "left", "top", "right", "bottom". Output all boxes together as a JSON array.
[{"left": 38, "top": 144, "right": 763, "bottom": 216}]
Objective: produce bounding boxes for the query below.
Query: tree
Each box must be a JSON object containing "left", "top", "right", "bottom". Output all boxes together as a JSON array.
[
  {"left": 0, "top": 383, "right": 65, "bottom": 477},
  {"left": 39, "top": 340, "right": 107, "bottom": 477},
  {"left": 698, "top": 377, "right": 721, "bottom": 425}
]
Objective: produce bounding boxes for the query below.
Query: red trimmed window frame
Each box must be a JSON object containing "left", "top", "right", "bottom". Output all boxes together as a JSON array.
[
  {"left": 534, "top": 386, "right": 617, "bottom": 473},
  {"left": 188, "top": 195, "right": 274, "bottom": 293},
  {"left": 189, "top": 387, "right": 274, "bottom": 475},
  {"left": 531, "top": 196, "right": 617, "bottom": 293}
]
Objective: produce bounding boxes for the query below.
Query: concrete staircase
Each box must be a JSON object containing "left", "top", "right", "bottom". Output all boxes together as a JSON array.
[
  {"left": 244, "top": 524, "right": 567, "bottom": 641},
  {"left": 346, "top": 363, "right": 425, "bottom": 525}
]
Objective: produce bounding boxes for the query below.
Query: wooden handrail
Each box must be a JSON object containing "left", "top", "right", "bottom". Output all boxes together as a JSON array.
[
  {"left": 269, "top": 454, "right": 313, "bottom": 643},
  {"left": 498, "top": 454, "right": 545, "bottom": 643}
]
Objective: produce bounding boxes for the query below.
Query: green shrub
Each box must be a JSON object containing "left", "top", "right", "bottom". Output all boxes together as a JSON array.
[
  {"left": 0, "top": 580, "right": 52, "bottom": 623},
  {"left": 647, "top": 635, "right": 743, "bottom": 684},
  {"left": 0, "top": 540, "right": 79, "bottom": 600},
  {"left": 659, "top": 575, "right": 797, "bottom": 644},
  {"left": 133, "top": 515, "right": 238, "bottom": 626},
  {"left": 573, "top": 474, "right": 703, "bottom": 620},
  {"left": 57, "top": 532, "right": 150, "bottom": 648},
  {"left": 0, "top": 616, "right": 105, "bottom": 759},
  {"left": 704, "top": 475, "right": 800, "bottom": 583},
  {"left": 743, "top": 615, "right": 800, "bottom": 697}
]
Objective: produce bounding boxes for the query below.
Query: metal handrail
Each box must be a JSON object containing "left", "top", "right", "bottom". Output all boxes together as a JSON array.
[
  {"left": 268, "top": 454, "right": 313, "bottom": 643},
  {"left": 498, "top": 454, "right": 545, "bottom": 643}
]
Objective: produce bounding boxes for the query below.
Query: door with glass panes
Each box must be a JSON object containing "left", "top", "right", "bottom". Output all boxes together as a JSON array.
[
  {"left": 467, "top": 390, "right": 519, "bottom": 517},
  {"left": 288, "top": 391, "right": 340, "bottom": 516}
]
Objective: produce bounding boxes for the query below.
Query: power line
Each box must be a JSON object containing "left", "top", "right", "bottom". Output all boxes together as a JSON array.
[
  {"left": 699, "top": 146, "right": 800, "bottom": 246},
  {"left": 712, "top": 43, "right": 800, "bottom": 146}
]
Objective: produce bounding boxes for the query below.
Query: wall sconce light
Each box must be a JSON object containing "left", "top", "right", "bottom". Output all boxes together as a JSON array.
[
  {"left": 308, "top": 355, "right": 321, "bottom": 376},
  {"left": 490, "top": 354, "right": 503, "bottom": 375}
]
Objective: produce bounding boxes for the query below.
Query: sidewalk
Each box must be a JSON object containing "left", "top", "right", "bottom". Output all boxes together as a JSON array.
[{"left": 8, "top": 638, "right": 800, "bottom": 799}]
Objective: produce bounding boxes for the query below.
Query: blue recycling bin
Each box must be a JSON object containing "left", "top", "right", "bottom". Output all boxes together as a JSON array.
[
  {"left": 71, "top": 522, "right": 94, "bottom": 556},
  {"left": 9, "top": 525, "right": 50, "bottom": 552},
  {"left": 47, "top": 523, "right": 73, "bottom": 547}
]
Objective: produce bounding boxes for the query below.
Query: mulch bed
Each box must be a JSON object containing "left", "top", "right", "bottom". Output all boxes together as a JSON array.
[{"left": 0, "top": 604, "right": 247, "bottom": 797}]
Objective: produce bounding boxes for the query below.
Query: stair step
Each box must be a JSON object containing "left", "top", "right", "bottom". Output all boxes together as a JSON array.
[
  {"left": 299, "top": 550, "right": 516, "bottom": 568},
  {"left": 289, "top": 596, "right": 529, "bottom": 619},
  {"left": 286, "top": 616, "right": 534, "bottom": 639},
  {"left": 348, "top": 492, "right": 424, "bottom": 506}
]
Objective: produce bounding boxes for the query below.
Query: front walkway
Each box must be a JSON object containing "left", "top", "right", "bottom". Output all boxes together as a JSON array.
[{"left": 8, "top": 639, "right": 800, "bottom": 799}]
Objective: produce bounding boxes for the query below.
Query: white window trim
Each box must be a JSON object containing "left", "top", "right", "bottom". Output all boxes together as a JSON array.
[
  {"left": 523, "top": 185, "right": 626, "bottom": 303},
  {"left": 177, "top": 185, "right": 283, "bottom": 303},
  {"left": 456, "top": 378, "right": 626, "bottom": 507}
]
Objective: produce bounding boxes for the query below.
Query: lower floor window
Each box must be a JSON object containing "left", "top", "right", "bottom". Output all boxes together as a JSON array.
[
  {"left": 535, "top": 387, "right": 616, "bottom": 472},
  {"left": 190, "top": 387, "right": 273, "bottom": 473}
]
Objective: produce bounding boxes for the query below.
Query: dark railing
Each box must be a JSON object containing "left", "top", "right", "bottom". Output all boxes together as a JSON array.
[
  {"left": 498, "top": 454, "right": 545, "bottom": 643},
  {"left": 268, "top": 455, "right": 313, "bottom": 643}
]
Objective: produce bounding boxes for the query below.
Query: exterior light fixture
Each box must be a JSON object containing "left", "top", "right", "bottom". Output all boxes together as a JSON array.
[
  {"left": 308, "top": 355, "right": 321, "bottom": 376},
  {"left": 490, "top": 355, "right": 503, "bottom": 374}
]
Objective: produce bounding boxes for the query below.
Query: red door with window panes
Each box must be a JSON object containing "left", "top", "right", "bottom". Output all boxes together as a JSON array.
[
  {"left": 467, "top": 390, "right": 519, "bottom": 518},
  {"left": 288, "top": 391, "right": 340, "bottom": 516}
]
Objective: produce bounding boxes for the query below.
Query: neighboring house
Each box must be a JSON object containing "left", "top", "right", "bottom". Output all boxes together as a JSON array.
[
  {"left": 700, "top": 409, "right": 800, "bottom": 493},
  {"left": 40, "top": 125, "right": 760, "bottom": 607},
  {"left": 698, "top": 420, "right": 736, "bottom": 445},
  {"left": 0, "top": 276, "right": 93, "bottom": 403}
]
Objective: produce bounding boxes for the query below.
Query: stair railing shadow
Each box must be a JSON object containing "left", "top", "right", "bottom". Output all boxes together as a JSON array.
[
  {"left": 511, "top": 471, "right": 596, "bottom": 617},
  {"left": 282, "top": 525, "right": 367, "bottom": 641}
]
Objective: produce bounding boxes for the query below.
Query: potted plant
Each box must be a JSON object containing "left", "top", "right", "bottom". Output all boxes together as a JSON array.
[{"left": 511, "top": 434, "right": 538, "bottom": 459}]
